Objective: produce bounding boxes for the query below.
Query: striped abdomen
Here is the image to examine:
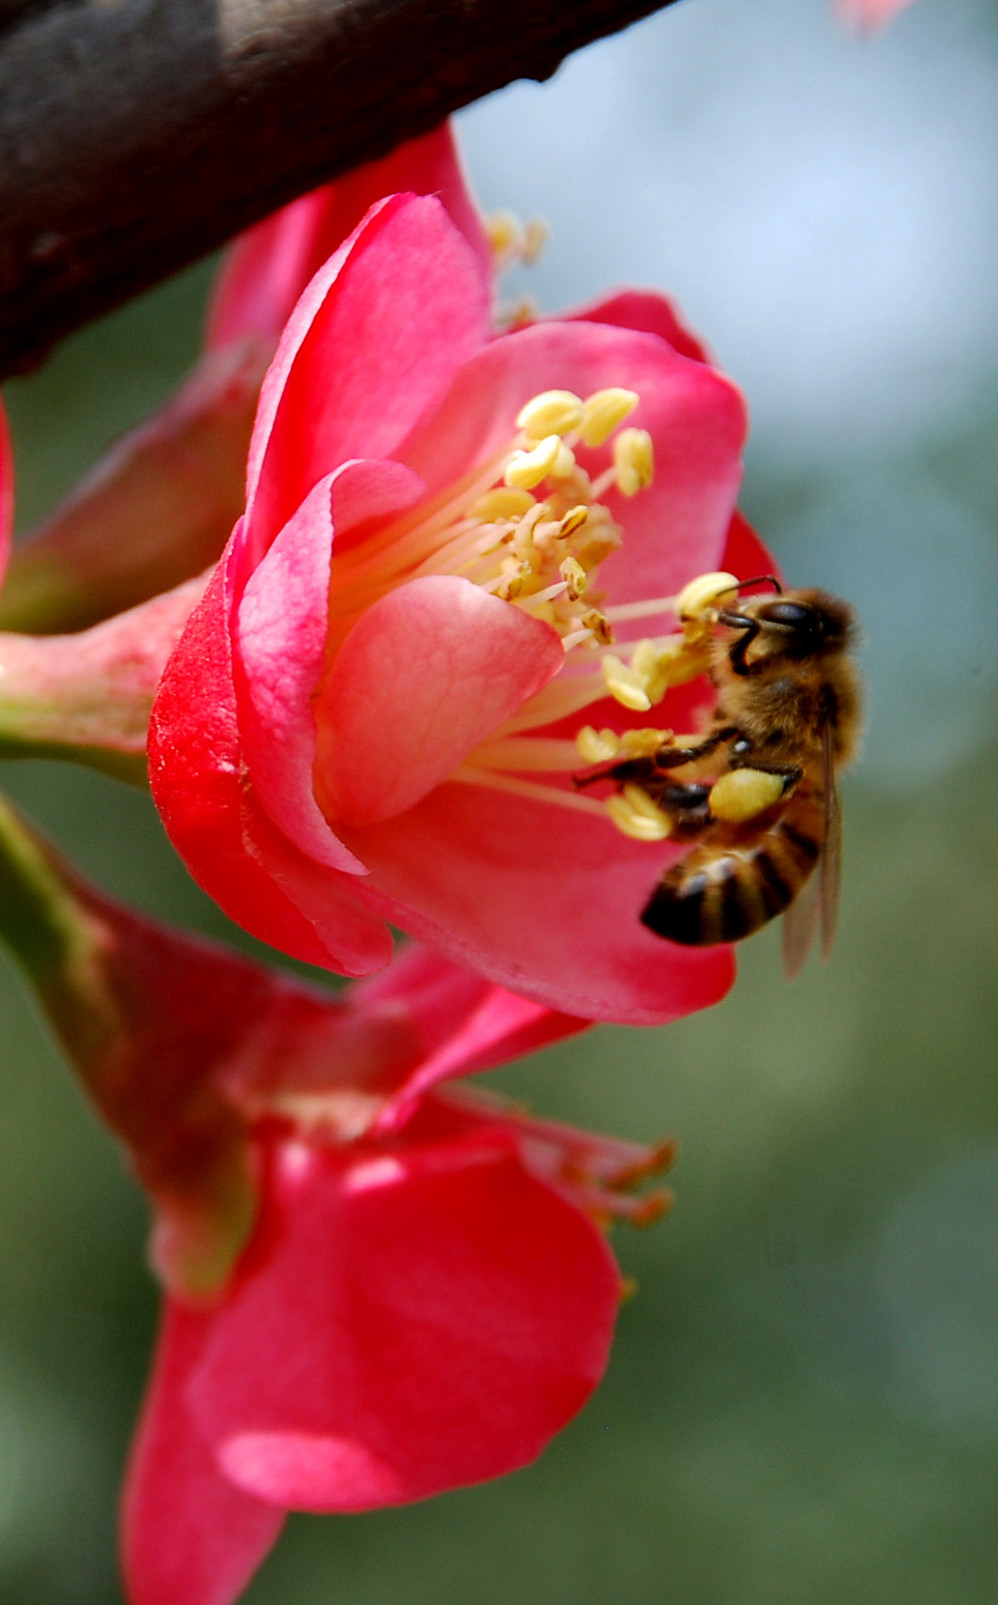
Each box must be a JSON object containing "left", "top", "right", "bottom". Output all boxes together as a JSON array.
[{"left": 641, "top": 788, "right": 823, "bottom": 946}]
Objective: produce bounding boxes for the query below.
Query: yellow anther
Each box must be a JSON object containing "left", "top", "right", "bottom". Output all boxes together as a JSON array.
[
  {"left": 602, "top": 655, "right": 652, "bottom": 712},
  {"left": 513, "top": 522, "right": 536, "bottom": 562},
  {"left": 505, "top": 442, "right": 559, "bottom": 494},
  {"left": 558, "top": 505, "right": 589, "bottom": 539},
  {"left": 581, "top": 388, "right": 640, "bottom": 448},
  {"left": 559, "top": 556, "right": 587, "bottom": 600},
  {"left": 516, "top": 390, "right": 585, "bottom": 442},
  {"left": 577, "top": 726, "right": 620, "bottom": 764},
  {"left": 582, "top": 609, "right": 613, "bottom": 645},
  {"left": 676, "top": 571, "right": 740, "bottom": 621},
  {"left": 504, "top": 434, "right": 562, "bottom": 490},
  {"left": 572, "top": 509, "right": 623, "bottom": 571},
  {"left": 496, "top": 561, "right": 528, "bottom": 600},
  {"left": 469, "top": 487, "right": 537, "bottom": 522},
  {"left": 606, "top": 785, "right": 673, "bottom": 841},
  {"left": 522, "top": 216, "right": 550, "bottom": 265},
  {"left": 619, "top": 727, "right": 673, "bottom": 759},
  {"left": 486, "top": 209, "right": 523, "bottom": 260},
  {"left": 550, "top": 441, "right": 578, "bottom": 480},
  {"left": 709, "top": 768, "right": 787, "bottom": 824},
  {"left": 500, "top": 296, "right": 538, "bottom": 331},
  {"left": 629, "top": 638, "right": 672, "bottom": 705},
  {"left": 612, "top": 428, "right": 655, "bottom": 496}
]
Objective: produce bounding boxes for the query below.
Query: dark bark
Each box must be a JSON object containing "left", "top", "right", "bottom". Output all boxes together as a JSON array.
[{"left": 0, "top": 0, "right": 681, "bottom": 377}]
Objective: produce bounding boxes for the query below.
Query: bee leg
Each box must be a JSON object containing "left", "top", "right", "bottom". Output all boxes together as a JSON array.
[
  {"left": 649, "top": 780, "right": 714, "bottom": 839},
  {"left": 716, "top": 611, "right": 760, "bottom": 676},
  {"left": 650, "top": 726, "right": 739, "bottom": 771}
]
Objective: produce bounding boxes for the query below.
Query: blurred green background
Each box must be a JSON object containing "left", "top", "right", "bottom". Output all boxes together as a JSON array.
[{"left": 2, "top": 0, "right": 998, "bottom": 1599}]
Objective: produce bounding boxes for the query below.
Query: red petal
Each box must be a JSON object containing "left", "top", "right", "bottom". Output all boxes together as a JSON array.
[
  {"left": 234, "top": 461, "right": 424, "bottom": 867},
  {"left": 314, "top": 577, "right": 564, "bottom": 826},
  {"left": 207, "top": 125, "right": 490, "bottom": 351},
  {"left": 244, "top": 195, "right": 490, "bottom": 560},
  {"left": 187, "top": 1119, "right": 620, "bottom": 1511},
  {"left": 121, "top": 1302, "right": 284, "bottom": 1605},
  {"left": 564, "top": 287, "right": 711, "bottom": 364},
  {"left": 354, "top": 944, "right": 588, "bottom": 1128},
  {"left": 339, "top": 780, "right": 734, "bottom": 1024},
  {"left": 149, "top": 543, "right": 391, "bottom": 974}
]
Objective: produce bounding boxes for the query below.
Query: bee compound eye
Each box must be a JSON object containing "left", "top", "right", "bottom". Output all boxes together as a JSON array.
[{"left": 763, "top": 601, "right": 812, "bottom": 628}]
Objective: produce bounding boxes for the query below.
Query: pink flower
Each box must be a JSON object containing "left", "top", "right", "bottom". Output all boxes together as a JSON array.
[
  {"left": 124, "top": 1095, "right": 664, "bottom": 1605},
  {"left": 117, "top": 940, "right": 664, "bottom": 1605},
  {"left": 150, "top": 150, "right": 776, "bottom": 1025},
  {"left": 0, "top": 794, "right": 656, "bottom": 1605}
]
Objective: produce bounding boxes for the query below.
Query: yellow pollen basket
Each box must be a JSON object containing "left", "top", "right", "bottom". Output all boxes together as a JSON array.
[{"left": 708, "top": 768, "right": 786, "bottom": 824}]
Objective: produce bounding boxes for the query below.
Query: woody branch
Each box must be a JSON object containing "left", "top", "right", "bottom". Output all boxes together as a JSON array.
[{"left": 0, "top": 0, "right": 680, "bottom": 378}]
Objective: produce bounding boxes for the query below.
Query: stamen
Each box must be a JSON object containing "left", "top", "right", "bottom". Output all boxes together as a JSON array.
[
  {"left": 576, "top": 725, "right": 673, "bottom": 763},
  {"left": 468, "top": 487, "right": 537, "bottom": 522},
  {"left": 549, "top": 440, "right": 578, "bottom": 479},
  {"left": 580, "top": 388, "right": 640, "bottom": 448},
  {"left": 564, "top": 1183, "right": 673, "bottom": 1226},
  {"left": 602, "top": 596, "right": 679, "bottom": 625},
  {"left": 612, "top": 428, "right": 655, "bottom": 497},
  {"left": 464, "top": 737, "right": 584, "bottom": 772},
  {"left": 521, "top": 216, "right": 550, "bottom": 265},
  {"left": 559, "top": 505, "right": 590, "bottom": 539},
  {"left": 451, "top": 766, "right": 610, "bottom": 818},
  {"left": 576, "top": 725, "right": 621, "bottom": 764},
  {"left": 518, "top": 579, "right": 569, "bottom": 611},
  {"left": 601, "top": 655, "right": 652, "bottom": 711},
  {"left": 485, "top": 209, "right": 523, "bottom": 263},
  {"left": 516, "top": 390, "right": 585, "bottom": 442},
  {"left": 498, "top": 673, "right": 616, "bottom": 736},
  {"left": 580, "top": 609, "right": 613, "bottom": 645},
  {"left": 676, "top": 571, "right": 739, "bottom": 620},
  {"left": 605, "top": 785, "right": 673, "bottom": 841},
  {"left": 504, "top": 434, "right": 562, "bottom": 490},
  {"left": 559, "top": 556, "right": 587, "bottom": 600}
]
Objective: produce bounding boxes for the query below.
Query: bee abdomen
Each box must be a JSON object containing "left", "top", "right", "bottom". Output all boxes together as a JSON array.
[{"left": 641, "top": 807, "right": 822, "bottom": 947}]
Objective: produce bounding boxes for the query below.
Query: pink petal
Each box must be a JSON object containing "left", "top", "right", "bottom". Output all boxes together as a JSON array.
[
  {"left": 397, "top": 319, "right": 746, "bottom": 609},
  {"left": 565, "top": 287, "right": 711, "bottom": 363},
  {"left": 339, "top": 780, "right": 734, "bottom": 1025},
  {"left": 314, "top": 576, "right": 565, "bottom": 827},
  {"left": 234, "top": 461, "right": 424, "bottom": 870},
  {"left": 207, "top": 125, "right": 490, "bottom": 351},
  {"left": 149, "top": 545, "right": 392, "bottom": 975},
  {"left": 0, "top": 400, "right": 12, "bottom": 588},
  {"left": 188, "top": 1117, "right": 620, "bottom": 1511},
  {"left": 121, "top": 1302, "right": 284, "bottom": 1605},
  {"left": 354, "top": 945, "right": 588, "bottom": 1128},
  {"left": 245, "top": 195, "right": 490, "bottom": 560}
]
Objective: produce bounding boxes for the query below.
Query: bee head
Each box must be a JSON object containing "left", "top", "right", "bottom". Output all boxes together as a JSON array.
[{"left": 725, "top": 587, "right": 854, "bottom": 658}]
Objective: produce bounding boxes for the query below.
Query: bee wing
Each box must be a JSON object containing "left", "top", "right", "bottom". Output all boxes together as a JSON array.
[
  {"left": 781, "top": 847, "right": 821, "bottom": 980},
  {"left": 819, "top": 717, "right": 842, "bottom": 962},
  {"left": 782, "top": 722, "right": 841, "bottom": 980}
]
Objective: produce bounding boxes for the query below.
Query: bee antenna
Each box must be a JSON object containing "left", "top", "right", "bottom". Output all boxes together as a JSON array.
[{"left": 735, "top": 574, "right": 783, "bottom": 595}]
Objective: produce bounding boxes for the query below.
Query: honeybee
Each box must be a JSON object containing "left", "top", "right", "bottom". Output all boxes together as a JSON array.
[{"left": 585, "top": 577, "right": 862, "bottom": 975}]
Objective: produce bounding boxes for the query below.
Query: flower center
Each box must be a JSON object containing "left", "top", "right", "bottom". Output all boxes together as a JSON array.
[{"left": 323, "top": 385, "right": 729, "bottom": 836}]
